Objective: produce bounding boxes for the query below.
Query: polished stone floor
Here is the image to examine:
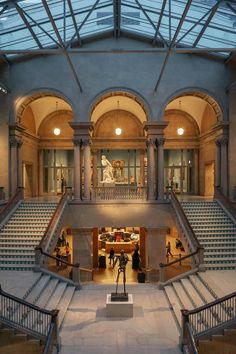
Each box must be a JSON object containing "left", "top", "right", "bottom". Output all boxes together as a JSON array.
[{"left": 1, "top": 270, "right": 236, "bottom": 354}]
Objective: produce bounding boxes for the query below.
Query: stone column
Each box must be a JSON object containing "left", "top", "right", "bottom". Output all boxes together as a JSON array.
[
  {"left": 92, "top": 150, "right": 98, "bottom": 188},
  {"left": 72, "top": 228, "right": 93, "bottom": 269},
  {"left": 38, "top": 150, "right": 44, "bottom": 196},
  {"left": 73, "top": 139, "right": 81, "bottom": 200},
  {"left": 83, "top": 139, "right": 91, "bottom": 201},
  {"left": 215, "top": 139, "right": 221, "bottom": 188},
  {"left": 220, "top": 137, "right": 228, "bottom": 195},
  {"left": 17, "top": 140, "right": 23, "bottom": 187},
  {"left": 157, "top": 137, "right": 165, "bottom": 200},
  {"left": 145, "top": 227, "right": 167, "bottom": 281},
  {"left": 146, "top": 138, "right": 156, "bottom": 200},
  {"left": 9, "top": 137, "right": 20, "bottom": 196},
  {"left": 139, "top": 149, "right": 145, "bottom": 186},
  {"left": 194, "top": 149, "right": 199, "bottom": 194}
]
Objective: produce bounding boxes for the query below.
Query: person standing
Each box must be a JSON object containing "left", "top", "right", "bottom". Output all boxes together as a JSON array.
[
  {"left": 166, "top": 241, "right": 173, "bottom": 257},
  {"left": 108, "top": 247, "right": 115, "bottom": 266}
]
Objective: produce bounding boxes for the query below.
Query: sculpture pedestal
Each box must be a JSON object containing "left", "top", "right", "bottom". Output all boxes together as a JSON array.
[{"left": 106, "top": 294, "right": 133, "bottom": 317}]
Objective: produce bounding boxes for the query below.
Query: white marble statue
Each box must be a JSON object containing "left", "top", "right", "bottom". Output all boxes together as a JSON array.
[{"left": 101, "top": 155, "right": 114, "bottom": 183}]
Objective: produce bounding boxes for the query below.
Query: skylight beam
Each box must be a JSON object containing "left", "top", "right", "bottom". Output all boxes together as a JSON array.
[
  {"left": 67, "top": 0, "right": 82, "bottom": 46},
  {"left": 193, "top": 1, "right": 222, "bottom": 47},
  {"left": 153, "top": 0, "right": 168, "bottom": 44},
  {"left": 42, "top": 0, "right": 83, "bottom": 92},
  {"left": 113, "top": 0, "right": 121, "bottom": 37},
  {"left": 154, "top": 0, "right": 193, "bottom": 92},
  {"left": 15, "top": 2, "right": 43, "bottom": 49},
  {"left": 134, "top": 0, "right": 168, "bottom": 47},
  {"left": 66, "top": 0, "right": 101, "bottom": 50}
]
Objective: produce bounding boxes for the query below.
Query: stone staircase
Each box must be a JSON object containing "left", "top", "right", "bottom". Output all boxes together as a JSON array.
[
  {"left": 0, "top": 202, "right": 58, "bottom": 270},
  {"left": 164, "top": 272, "right": 218, "bottom": 331},
  {"left": 181, "top": 201, "right": 236, "bottom": 270},
  {"left": 0, "top": 271, "right": 75, "bottom": 353}
]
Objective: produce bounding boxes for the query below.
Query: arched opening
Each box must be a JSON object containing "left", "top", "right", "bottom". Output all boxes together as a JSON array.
[
  {"left": 91, "top": 93, "right": 147, "bottom": 189},
  {"left": 16, "top": 94, "right": 74, "bottom": 197},
  {"left": 163, "top": 92, "right": 223, "bottom": 197}
]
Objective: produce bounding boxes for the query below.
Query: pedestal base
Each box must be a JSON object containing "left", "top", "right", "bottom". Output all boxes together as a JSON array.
[
  {"left": 111, "top": 292, "right": 129, "bottom": 302},
  {"left": 106, "top": 294, "right": 133, "bottom": 317}
]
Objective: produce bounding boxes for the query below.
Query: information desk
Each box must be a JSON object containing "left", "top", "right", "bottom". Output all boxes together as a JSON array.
[{"left": 105, "top": 241, "right": 133, "bottom": 253}]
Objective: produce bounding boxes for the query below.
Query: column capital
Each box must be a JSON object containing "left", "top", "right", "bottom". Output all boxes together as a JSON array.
[
  {"left": 143, "top": 121, "right": 168, "bottom": 136},
  {"left": 215, "top": 139, "right": 221, "bottom": 147},
  {"left": 73, "top": 138, "right": 81, "bottom": 147},
  {"left": 9, "top": 137, "right": 22, "bottom": 148},
  {"left": 156, "top": 137, "right": 165, "bottom": 146},
  {"left": 146, "top": 138, "right": 156, "bottom": 147},
  {"left": 220, "top": 137, "right": 228, "bottom": 145},
  {"left": 82, "top": 138, "right": 92, "bottom": 147}
]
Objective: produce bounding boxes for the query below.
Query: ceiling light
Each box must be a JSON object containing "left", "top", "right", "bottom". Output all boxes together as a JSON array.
[
  {"left": 177, "top": 128, "right": 184, "bottom": 136},
  {"left": 115, "top": 127, "right": 122, "bottom": 136},
  {"left": 54, "top": 128, "right": 61, "bottom": 136}
]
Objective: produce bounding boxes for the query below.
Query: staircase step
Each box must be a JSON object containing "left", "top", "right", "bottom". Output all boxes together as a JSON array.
[
  {"left": 57, "top": 286, "right": 75, "bottom": 328},
  {"left": 172, "top": 282, "right": 194, "bottom": 310},
  {"left": 46, "top": 282, "right": 68, "bottom": 310},
  {"left": 180, "top": 278, "right": 205, "bottom": 308},
  {"left": 164, "top": 285, "right": 182, "bottom": 328}
]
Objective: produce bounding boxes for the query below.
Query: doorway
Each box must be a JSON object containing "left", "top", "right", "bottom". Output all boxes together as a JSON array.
[
  {"left": 23, "top": 163, "right": 33, "bottom": 198},
  {"left": 93, "top": 226, "right": 146, "bottom": 283},
  {"left": 204, "top": 162, "right": 214, "bottom": 197}
]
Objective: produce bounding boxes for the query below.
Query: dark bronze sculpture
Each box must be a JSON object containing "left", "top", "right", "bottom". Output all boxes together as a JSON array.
[{"left": 111, "top": 250, "right": 129, "bottom": 301}]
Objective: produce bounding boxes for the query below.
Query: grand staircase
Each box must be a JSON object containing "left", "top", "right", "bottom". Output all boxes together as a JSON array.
[
  {"left": 0, "top": 271, "right": 76, "bottom": 354},
  {"left": 0, "top": 202, "right": 57, "bottom": 270},
  {"left": 164, "top": 272, "right": 219, "bottom": 331},
  {"left": 181, "top": 201, "right": 236, "bottom": 270}
]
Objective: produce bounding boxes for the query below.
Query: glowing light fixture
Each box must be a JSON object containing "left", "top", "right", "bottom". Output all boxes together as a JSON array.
[
  {"left": 53, "top": 101, "right": 61, "bottom": 136},
  {"left": 54, "top": 128, "right": 61, "bottom": 136},
  {"left": 114, "top": 100, "right": 122, "bottom": 136},
  {"left": 115, "top": 127, "right": 122, "bottom": 136},
  {"left": 177, "top": 127, "right": 184, "bottom": 136}
]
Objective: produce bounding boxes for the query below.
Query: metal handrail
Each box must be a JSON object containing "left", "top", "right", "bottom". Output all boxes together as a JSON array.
[
  {"left": 0, "top": 285, "right": 59, "bottom": 352},
  {"left": 0, "top": 187, "right": 24, "bottom": 224},
  {"left": 170, "top": 189, "right": 201, "bottom": 250},
  {"left": 181, "top": 290, "right": 236, "bottom": 350},
  {"left": 215, "top": 185, "right": 236, "bottom": 221},
  {"left": 37, "top": 191, "right": 68, "bottom": 252},
  {"left": 160, "top": 248, "right": 200, "bottom": 269},
  {"left": 36, "top": 247, "right": 80, "bottom": 269}
]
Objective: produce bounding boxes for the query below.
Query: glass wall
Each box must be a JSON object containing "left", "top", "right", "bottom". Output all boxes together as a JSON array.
[
  {"left": 43, "top": 150, "right": 74, "bottom": 194},
  {"left": 164, "top": 149, "right": 194, "bottom": 194},
  {"left": 96, "top": 150, "right": 144, "bottom": 186}
]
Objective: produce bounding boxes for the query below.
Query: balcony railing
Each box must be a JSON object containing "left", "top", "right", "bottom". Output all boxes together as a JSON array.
[{"left": 91, "top": 186, "right": 147, "bottom": 201}]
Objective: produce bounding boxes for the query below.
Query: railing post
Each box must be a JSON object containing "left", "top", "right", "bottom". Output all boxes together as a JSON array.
[
  {"left": 34, "top": 246, "right": 43, "bottom": 271},
  {"left": 66, "top": 187, "right": 72, "bottom": 200},
  {"left": 180, "top": 309, "right": 190, "bottom": 349},
  {"left": 179, "top": 254, "right": 182, "bottom": 266},
  {"left": 51, "top": 309, "right": 60, "bottom": 352},
  {"left": 158, "top": 263, "right": 165, "bottom": 289},
  {"left": 198, "top": 246, "right": 205, "bottom": 272},
  {"left": 72, "top": 264, "right": 81, "bottom": 289}
]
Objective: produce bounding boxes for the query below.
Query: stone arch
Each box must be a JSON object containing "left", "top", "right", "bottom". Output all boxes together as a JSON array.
[
  {"left": 158, "top": 87, "right": 224, "bottom": 123},
  {"left": 14, "top": 88, "right": 75, "bottom": 124},
  {"left": 89, "top": 87, "right": 152, "bottom": 122}
]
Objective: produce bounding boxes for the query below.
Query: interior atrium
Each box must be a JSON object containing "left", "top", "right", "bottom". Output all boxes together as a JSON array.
[{"left": 0, "top": 1, "right": 236, "bottom": 354}]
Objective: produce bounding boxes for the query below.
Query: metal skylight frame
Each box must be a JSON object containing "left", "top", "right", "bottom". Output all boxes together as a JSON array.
[{"left": 0, "top": 0, "right": 236, "bottom": 92}]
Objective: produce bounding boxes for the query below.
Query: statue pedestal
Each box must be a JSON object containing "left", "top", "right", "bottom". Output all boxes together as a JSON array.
[{"left": 106, "top": 294, "right": 133, "bottom": 317}]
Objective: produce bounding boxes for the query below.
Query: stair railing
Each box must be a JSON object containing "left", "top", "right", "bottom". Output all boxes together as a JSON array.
[
  {"left": 159, "top": 248, "right": 202, "bottom": 287},
  {"left": 215, "top": 185, "right": 236, "bottom": 221},
  {"left": 35, "top": 189, "right": 69, "bottom": 270},
  {"left": 0, "top": 285, "right": 59, "bottom": 354},
  {"left": 170, "top": 190, "right": 204, "bottom": 268},
  {"left": 0, "top": 186, "right": 24, "bottom": 225},
  {"left": 35, "top": 247, "right": 82, "bottom": 288},
  {"left": 181, "top": 290, "right": 236, "bottom": 353}
]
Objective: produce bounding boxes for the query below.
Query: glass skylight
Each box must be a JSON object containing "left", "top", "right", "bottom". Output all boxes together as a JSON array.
[{"left": 0, "top": 0, "right": 235, "bottom": 58}]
